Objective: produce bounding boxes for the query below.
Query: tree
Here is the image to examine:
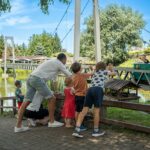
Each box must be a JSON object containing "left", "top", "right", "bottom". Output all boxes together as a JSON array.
[
  {"left": 0, "top": 0, "right": 69, "bottom": 14},
  {"left": 0, "top": 35, "right": 4, "bottom": 58},
  {"left": 0, "top": 0, "right": 11, "bottom": 14},
  {"left": 15, "top": 43, "right": 28, "bottom": 56},
  {"left": 28, "top": 31, "right": 62, "bottom": 56},
  {"left": 80, "top": 5, "right": 145, "bottom": 65},
  {"left": 34, "top": 44, "right": 44, "bottom": 55}
]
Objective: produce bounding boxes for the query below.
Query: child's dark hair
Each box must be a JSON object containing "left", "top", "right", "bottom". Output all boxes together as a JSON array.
[
  {"left": 15, "top": 80, "right": 21, "bottom": 87},
  {"left": 71, "top": 62, "right": 81, "bottom": 73},
  {"left": 65, "top": 77, "right": 72, "bottom": 86},
  {"left": 96, "top": 61, "right": 106, "bottom": 71}
]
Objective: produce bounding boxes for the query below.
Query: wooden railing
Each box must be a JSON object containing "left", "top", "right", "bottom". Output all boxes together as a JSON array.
[
  {"left": 0, "top": 95, "right": 150, "bottom": 133},
  {"left": 101, "top": 100, "right": 150, "bottom": 133},
  {"left": 0, "top": 96, "right": 17, "bottom": 115}
]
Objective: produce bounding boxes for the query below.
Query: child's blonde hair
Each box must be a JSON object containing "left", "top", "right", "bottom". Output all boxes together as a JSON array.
[{"left": 65, "top": 77, "right": 72, "bottom": 86}]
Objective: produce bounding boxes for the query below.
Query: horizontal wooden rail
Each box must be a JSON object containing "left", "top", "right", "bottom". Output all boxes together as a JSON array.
[
  {"left": 0, "top": 96, "right": 16, "bottom": 100},
  {"left": 103, "top": 100, "right": 150, "bottom": 112},
  {"left": 0, "top": 95, "right": 150, "bottom": 133},
  {"left": 1, "top": 63, "right": 150, "bottom": 73},
  {"left": 101, "top": 119, "right": 150, "bottom": 133},
  {"left": 0, "top": 106, "right": 17, "bottom": 108}
]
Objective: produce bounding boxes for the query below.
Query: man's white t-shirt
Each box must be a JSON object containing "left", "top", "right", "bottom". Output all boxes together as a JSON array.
[{"left": 31, "top": 59, "right": 71, "bottom": 81}]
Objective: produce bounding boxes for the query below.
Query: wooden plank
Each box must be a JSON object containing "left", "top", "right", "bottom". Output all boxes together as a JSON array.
[
  {"left": 0, "top": 106, "right": 17, "bottom": 109},
  {"left": 101, "top": 118, "right": 150, "bottom": 133},
  {"left": 13, "top": 98, "right": 17, "bottom": 115},
  {"left": 103, "top": 100, "right": 150, "bottom": 112},
  {"left": 0, "top": 96, "right": 16, "bottom": 100},
  {"left": 0, "top": 100, "right": 3, "bottom": 114}
]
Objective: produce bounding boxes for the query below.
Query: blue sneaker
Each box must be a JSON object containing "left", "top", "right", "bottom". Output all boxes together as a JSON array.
[
  {"left": 92, "top": 130, "right": 105, "bottom": 137},
  {"left": 80, "top": 125, "right": 87, "bottom": 132}
]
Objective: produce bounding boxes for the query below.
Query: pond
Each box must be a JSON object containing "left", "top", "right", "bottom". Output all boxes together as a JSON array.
[{"left": 0, "top": 70, "right": 150, "bottom": 110}]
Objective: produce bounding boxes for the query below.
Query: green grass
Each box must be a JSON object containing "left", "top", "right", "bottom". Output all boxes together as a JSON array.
[{"left": 107, "top": 107, "right": 150, "bottom": 127}]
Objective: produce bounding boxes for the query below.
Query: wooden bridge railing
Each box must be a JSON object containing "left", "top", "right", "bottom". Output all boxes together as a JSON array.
[
  {"left": 114, "top": 67, "right": 150, "bottom": 87},
  {"left": 0, "top": 95, "right": 150, "bottom": 133},
  {"left": 1, "top": 63, "right": 150, "bottom": 86}
]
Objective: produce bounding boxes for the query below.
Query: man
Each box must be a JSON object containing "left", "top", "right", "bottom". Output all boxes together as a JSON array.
[
  {"left": 139, "top": 54, "right": 149, "bottom": 64},
  {"left": 14, "top": 53, "right": 72, "bottom": 133}
]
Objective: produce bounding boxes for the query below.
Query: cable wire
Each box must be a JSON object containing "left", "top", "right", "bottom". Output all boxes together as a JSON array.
[
  {"left": 53, "top": 0, "right": 72, "bottom": 35},
  {"left": 60, "top": 0, "right": 90, "bottom": 43}
]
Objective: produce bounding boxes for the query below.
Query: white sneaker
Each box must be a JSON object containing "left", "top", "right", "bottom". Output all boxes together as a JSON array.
[
  {"left": 72, "top": 132, "right": 83, "bottom": 138},
  {"left": 14, "top": 126, "right": 30, "bottom": 133},
  {"left": 27, "top": 118, "right": 36, "bottom": 127},
  {"left": 48, "top": 121, "right": 64, "bottom": 127}
]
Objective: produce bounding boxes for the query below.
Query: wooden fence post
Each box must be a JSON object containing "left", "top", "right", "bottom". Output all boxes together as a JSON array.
[
  {"left": 100, "top": 106, "right": 107, "bottom": 121},
  {"left": 13, "top": 98, "right": 17, "bottom": 115},
  {"left": 0, "top": 100, "right": 4, "bottom": 114}
]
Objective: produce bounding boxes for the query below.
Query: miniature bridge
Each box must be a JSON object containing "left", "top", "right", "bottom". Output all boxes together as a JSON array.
[{"left": 0, "top": 63, "right": 150, "bottom": 89}]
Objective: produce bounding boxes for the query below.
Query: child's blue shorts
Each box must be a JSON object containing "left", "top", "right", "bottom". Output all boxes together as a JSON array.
[{"left": 84, "top": 87, "right": 104, "bottom": 108}]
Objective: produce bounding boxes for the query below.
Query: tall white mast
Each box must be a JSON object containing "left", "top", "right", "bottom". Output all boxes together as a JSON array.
[
  {"left": 73, "top": 0, "right": 81, "bottom": 62},
  {"left": 93, "top": 0, "right": 101, "bottom": 62}
]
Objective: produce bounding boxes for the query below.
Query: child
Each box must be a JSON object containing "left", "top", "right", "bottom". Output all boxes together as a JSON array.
[
  {"left": 71, "top": 62, "right": 92, "bottom": 131},
  {"left": 61, "top": 77, "right": 75, "bottom": 128},
  {"left": 106, "top": 63, "right": 114, "bottom": 72},
  {"left": 106, "top": 63, "right": 116, "bottom": 77},
  {"left": 72, "top": 61, "right": 115, "bottom": 138},
  {"left": 15, "top": 80, "right": 24, "bottom": 110}
]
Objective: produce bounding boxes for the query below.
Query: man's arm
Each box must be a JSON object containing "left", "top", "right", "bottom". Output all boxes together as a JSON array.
[{"left": 59, "top": 63, "right": 72, "bottom": 77}]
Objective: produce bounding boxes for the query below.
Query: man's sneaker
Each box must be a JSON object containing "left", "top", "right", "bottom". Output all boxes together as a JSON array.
[
  {"left": 27, "top": 118, "right": 36, "bottom": 127},
  {"left": 72, "top": 131, "right": 83, "bottom": 138},
  {"left": 14, "top": 126, "right": 30, "bottom": 133},
  {"left": 48, "top": 121, "right": 64, "bottom": 127},
  {"left": 80, "top": 125, "right": 87, "bottom": 132},
  {"left": 92, "top": 130, "right": 105, "bottom": 137}
]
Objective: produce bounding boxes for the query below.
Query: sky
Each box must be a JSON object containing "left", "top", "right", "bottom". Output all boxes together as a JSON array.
[{"left": 0, "top": 0, "right": 150, "bottom": 53}]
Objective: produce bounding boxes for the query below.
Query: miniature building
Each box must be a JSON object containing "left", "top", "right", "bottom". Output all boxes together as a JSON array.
[{"left": 104, "top": 79, "right": 139, "bottom": 101}]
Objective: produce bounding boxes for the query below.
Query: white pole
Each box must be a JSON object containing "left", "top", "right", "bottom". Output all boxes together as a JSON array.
[
  {"left": 4, "top": 37, "right": 7, "bottom": 76},
  {"left": 93, "top": 0, "right": 101, "bottom": 62},
  {"left": 11, "top": 37, "right": 15, "bottom": 64},
  {"left": 73, "top": 0, "right": 81, "bottom": 62}
]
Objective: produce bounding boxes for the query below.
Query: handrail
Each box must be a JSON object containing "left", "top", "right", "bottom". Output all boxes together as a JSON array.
[
  {"left": 0, "top": 63, "right": 150, "bottom": 73},
  {"left": 0, "top": 95, "right": 150, "bottom": 133}
]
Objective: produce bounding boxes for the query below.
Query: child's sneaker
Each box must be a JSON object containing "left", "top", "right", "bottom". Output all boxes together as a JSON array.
[
  {"left": 72, "top": 131, "right": 83, "bottom": 138},
  {"left": 80, "top": 125, "right": 87, "bottom": 132},
  {"left": 48, "top": 121, "right": 64, "bottom": 127},
  {"left": 27, "top": 118, "right": 36, "bottom": 127},
  {"left": 14, "top": 126, "right": 30, "bottom": 133},
  {"left": 92, "top": 130, "right": 105, "bottom": 137}
]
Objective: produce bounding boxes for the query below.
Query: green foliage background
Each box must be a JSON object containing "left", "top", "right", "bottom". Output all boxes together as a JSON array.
[
  {"left": 80, "top": 5, "right": 145, "bottom": 65},
  {"left": 28, "top": 31, "right": 61, "bottom": 56}
]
